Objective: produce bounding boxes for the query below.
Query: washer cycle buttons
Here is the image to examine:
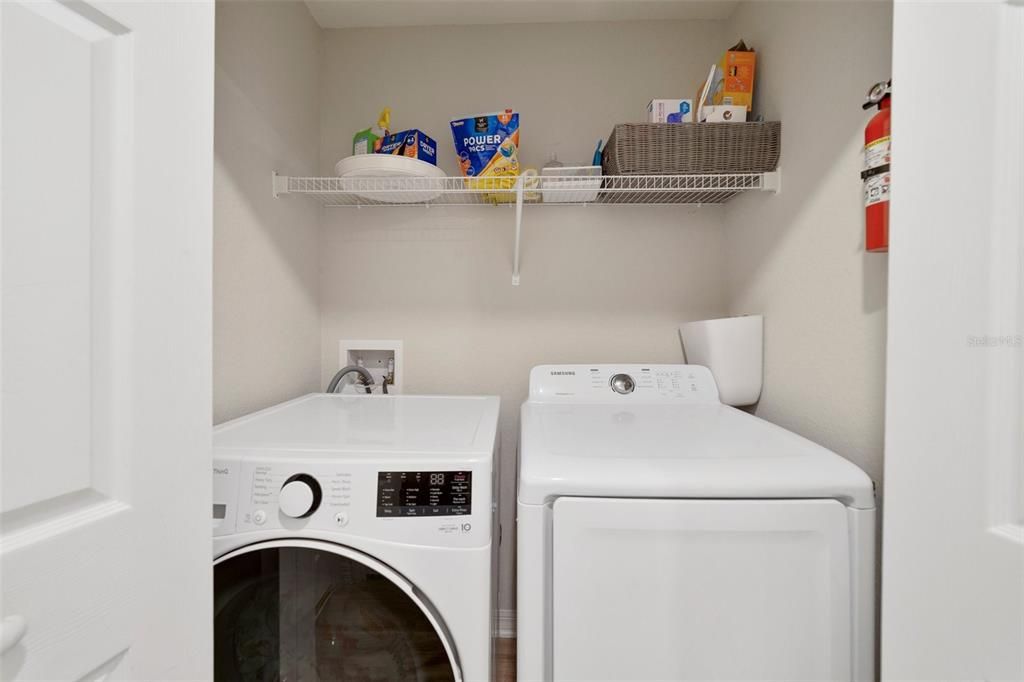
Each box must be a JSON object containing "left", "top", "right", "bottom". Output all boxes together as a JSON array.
[
  {"left": 253, "top": 510, "right": 267, "bottom": 525},
  {"left": 279, "top": 473, "right": 322, "bottom": 518}
]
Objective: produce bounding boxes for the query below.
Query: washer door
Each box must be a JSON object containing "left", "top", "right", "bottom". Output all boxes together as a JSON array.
[{"left": 214, "top": 539, "right": 460, "bottom": 682}]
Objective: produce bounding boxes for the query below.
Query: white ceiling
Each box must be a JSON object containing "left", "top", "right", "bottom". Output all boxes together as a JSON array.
[{"left": 304, "top": 0, "right": 740, "bottom": 29}]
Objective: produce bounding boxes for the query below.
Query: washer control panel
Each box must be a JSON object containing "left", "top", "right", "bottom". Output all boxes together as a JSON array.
[
  {"left": 529, "top": 364, "right": 721, "bottom": 403},
  {"left": 241, "top": 464, "right": 354, "bottom": 528},
  {"left": 376, "top": 471, "right": 472, "bottom": 517},
  {"left": 211, "top": 456, "right": 490, "bottom": 549}
]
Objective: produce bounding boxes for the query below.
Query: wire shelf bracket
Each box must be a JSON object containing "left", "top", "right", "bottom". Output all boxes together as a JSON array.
[
  {"left": 272, "top": 169, "right": 782, "bottom": 285},
  {"left": 272, "top": 171, "right": 289, "bottom": 199}
]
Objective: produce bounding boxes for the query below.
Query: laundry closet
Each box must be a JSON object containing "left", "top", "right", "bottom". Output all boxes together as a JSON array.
[{"left": 215, "top": 0, "right": 891, "bottom": 666}]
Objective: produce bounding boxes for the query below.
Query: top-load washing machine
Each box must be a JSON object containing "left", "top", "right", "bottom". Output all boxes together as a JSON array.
[
  {"left": 517, "top": 365, "right": 875, "bottom": 682},
  {"left": 212, "top": 392, "right": 500, "bottom": 682}
]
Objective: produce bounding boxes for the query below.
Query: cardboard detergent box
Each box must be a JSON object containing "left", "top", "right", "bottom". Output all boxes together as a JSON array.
[
  {"left": 714, "top": 40, "right": 757, "bottom": 111},
  {"left": 647, "top": 99, "right": 693, "bottom": 123},
  {"left": 374, "top": 129, "right": 438, "bottom": 165}
]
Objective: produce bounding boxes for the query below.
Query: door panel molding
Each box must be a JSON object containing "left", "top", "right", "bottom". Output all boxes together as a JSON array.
[{"left": 1, "top": 0, "right": 213, "bottom": 678}]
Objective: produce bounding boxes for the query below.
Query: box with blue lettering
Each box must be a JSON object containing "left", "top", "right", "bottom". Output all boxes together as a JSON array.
[{"left": 374, "top": 129, "right": 438, "bottom": 165}]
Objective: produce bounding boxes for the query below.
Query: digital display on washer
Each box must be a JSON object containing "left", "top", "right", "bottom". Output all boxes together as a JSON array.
[{"left": 376, "top": 471, "right": 471, "bottom": 517}]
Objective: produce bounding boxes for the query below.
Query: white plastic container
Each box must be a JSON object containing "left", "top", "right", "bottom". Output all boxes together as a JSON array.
[
  {"left": 540, "top": 165, "right": 602, "bottom": 204},
  {"left": 333, "top": 154, "right": 446, "bottom": 203},
  {"left": 678, "top": 314, "right": 763, "bottom": 406}
]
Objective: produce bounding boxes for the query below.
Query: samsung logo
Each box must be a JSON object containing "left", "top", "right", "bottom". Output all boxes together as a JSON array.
[{"left": 550, "top": 371, "right": 576, "bottom": 376}]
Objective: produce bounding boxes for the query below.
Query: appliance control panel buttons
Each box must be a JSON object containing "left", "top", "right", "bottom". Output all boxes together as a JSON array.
[
  {"left": 279, "top": 473, "right": 322, "bottom": 518},
  {"left": 609, "top": 373, "right": 636, "bottom": 395},
  {"left": 529, "top": 365, "right": 719, "bottom": 403},
  {"left": 221, "top": 460, "right": 488, "bottom": 549},
  {"left": 376, "top": 471, "right": 472, "bottom": 517}
]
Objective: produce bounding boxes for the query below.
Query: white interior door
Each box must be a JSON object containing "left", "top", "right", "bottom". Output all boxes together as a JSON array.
[
  {"left": 0, "top": 1, "right": 213, "bottom": 679},
  {"left": 552, "top": 497, "right": 855, "bottom": 681},
  {"left": 883, "top": 1, "right": 1024, "bottom": 679}
]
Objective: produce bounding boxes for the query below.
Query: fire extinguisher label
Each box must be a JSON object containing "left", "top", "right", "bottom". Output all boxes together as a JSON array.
[
  {"left": 864, "top": 136, "right": 891, "bottom": 170},
  {"left": 864, "top": 135, "right": 891, "bottom": 207},
  {"left": 864, "top": 171, "right": 891, "bottom": 207}
]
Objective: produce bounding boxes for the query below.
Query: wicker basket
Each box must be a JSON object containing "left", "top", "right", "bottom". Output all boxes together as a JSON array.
[{"left": 602, "top": 122, "right": 781, "bottom": 175}]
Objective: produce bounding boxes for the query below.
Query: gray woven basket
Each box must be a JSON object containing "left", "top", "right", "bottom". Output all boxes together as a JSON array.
[{"left": 602, "top": 122, "right": 781, "bottom": 175}]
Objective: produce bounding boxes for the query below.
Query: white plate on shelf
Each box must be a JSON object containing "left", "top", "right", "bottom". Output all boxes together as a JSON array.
[{"left": 334, "top": 154, "right": 447, "bottom": 203}]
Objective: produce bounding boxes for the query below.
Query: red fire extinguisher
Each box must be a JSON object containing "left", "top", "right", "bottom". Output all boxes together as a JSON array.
[{"left": 862, "top": 80, "right": 891, "bottom": 252}]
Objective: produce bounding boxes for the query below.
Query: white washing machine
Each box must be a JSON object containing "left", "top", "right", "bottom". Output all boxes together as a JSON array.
[
  {"left": 213, "top": 392, "right": 500, "bottom": 682},
  {"left": 517, "top": 365, "right": 875, "bottom": 682}
]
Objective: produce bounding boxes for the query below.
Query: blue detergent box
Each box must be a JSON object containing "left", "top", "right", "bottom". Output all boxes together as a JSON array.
[
  {"left": 374, "top": 129, "right": 438, "bottom": 165},
  {"left": 646, "top": 99, "right": 694, "bottom": 123}
]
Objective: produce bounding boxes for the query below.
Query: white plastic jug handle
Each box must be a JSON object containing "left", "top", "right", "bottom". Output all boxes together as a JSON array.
[
  {"left": 1, "top": 615, "right": 27, "bottom": 654},
  {"left": 520, "top": 168, "right": 541, "bottom": 199}
]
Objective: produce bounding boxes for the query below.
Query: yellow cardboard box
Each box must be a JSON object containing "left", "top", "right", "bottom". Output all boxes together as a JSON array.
[{"left": 714, "top": 40, "right": 757, "bottom": 111}]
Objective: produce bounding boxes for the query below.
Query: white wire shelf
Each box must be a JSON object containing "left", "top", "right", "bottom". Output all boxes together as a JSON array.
[
  {"left": 273, "top": 171, "right": 780, "bottom": 207},
  {"left": 272, "top": 169, "right": 781, "bottom": 285}
]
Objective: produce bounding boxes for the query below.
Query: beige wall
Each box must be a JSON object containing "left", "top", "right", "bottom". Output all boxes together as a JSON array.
[
  {"left": 319, "top": 20, "right": 732, "bottom": 611},
  {"left": 214, "top": 1, "right": 323, "bottom": 423},
  {"left": 724, "top": 1, "right": 892, "bottom": 488}
]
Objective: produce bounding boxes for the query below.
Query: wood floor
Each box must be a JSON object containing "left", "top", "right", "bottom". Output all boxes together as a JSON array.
[{"left": 495, "top": 637, "right": 516, "bottom": 682}]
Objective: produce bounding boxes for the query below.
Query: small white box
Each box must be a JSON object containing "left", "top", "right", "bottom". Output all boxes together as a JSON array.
[
  {"left": 701, "top": 105, "right": 747, "bottom": 122},
  {"left": 647, "top": 99, "right": 693, "bottom": 123}
]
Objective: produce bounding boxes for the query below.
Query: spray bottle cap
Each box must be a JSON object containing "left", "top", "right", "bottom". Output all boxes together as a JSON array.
[{"left": 377, "top": 107, "right": 391, "bottom": 135}]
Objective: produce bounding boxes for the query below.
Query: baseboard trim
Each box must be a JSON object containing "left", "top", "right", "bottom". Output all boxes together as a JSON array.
[{"left": 496, "top": 608, "right": 516, "bottom": 638}]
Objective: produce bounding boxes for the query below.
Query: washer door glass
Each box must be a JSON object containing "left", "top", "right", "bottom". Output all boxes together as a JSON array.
[{"left": 214, "top": 541, "right": 458, "bottom": 682}]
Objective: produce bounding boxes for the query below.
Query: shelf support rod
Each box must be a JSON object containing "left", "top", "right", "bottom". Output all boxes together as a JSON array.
[{"left": 512, "top": 174, "right": 524, "bottom": 286}]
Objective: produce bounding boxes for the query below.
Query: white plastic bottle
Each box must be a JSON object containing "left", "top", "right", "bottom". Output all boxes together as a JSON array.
[{"left": 542, "top": 152, "right": 564, "bottom": 170}]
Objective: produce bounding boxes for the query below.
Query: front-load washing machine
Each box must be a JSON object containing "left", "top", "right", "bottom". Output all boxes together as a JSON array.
[
  {"left": 213, "top": 392, "right": 500, "bottom": 682},
  {"left": 517, "top": 365, "right": 875, "bottom": 682}
]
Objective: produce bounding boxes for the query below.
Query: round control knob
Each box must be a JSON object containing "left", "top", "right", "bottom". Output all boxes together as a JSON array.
[
  {"left": 609, "top": 373, "right": 636, "bottom": 395},
  {"left": 279, "top": 474, "right": 322, "bottom": 519}
]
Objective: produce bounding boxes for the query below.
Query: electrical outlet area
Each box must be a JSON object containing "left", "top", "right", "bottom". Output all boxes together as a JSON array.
[{"left": 338, "top": 340, "right": 403, "bottom": 394}]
